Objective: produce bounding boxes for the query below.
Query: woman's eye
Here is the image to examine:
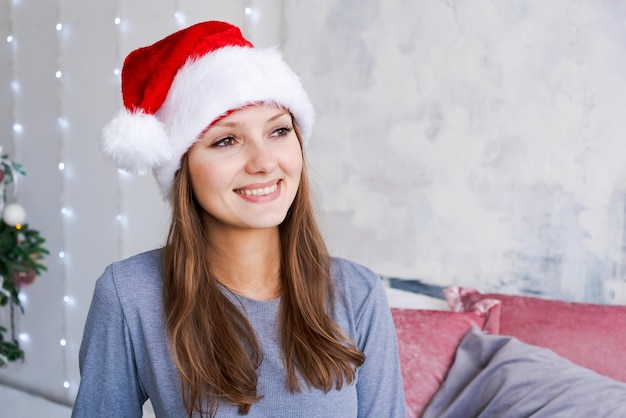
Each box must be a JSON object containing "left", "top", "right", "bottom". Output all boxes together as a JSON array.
[
  {"left": 211, "top": 136, "right": 237, "bottom": 147},
  {"left": 270, "top": 126, "right": 293, "bottom": 138}
]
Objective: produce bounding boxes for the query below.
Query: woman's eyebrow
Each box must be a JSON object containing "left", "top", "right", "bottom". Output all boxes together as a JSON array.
[
  {"left": 267, "top": 110, "right": 290, "bottom": 122},
  {"left": 212, "top": 120, "right": 241, "bottom": 128}
]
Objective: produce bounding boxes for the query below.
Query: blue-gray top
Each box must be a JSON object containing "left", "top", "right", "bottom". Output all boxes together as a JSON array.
[{"left": 72, "top": 249, "right": 406, "bottom": 417}]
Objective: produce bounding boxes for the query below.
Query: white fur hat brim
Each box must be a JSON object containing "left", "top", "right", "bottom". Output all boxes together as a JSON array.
[{"left": 101, "top": 45, "right": 314, "bottom": 200}]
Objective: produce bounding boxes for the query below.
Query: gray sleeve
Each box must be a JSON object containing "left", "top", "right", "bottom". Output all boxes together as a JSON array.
[
  {"left": 352, "top": 267, "right": 407, "bottom": 418},
  {"left": 71, "top": 266, "right": 146, "bottom": 418}
]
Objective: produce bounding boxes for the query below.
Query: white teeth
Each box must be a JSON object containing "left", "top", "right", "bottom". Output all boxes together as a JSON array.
[{"left": 237, "top": 183, "right": 278, "bottom": 196}]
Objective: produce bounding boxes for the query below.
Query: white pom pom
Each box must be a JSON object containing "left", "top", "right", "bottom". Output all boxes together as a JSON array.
[{"left": 101, "top": 109, "right": 174, "bottom": 174}]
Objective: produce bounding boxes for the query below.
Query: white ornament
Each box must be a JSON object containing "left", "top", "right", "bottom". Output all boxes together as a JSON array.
[{"left": 3, "top": 203, "right": 26, "bottom": 226}]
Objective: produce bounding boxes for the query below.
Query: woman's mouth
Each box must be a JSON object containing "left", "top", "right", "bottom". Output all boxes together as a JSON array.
[{"left": 235, "top": 182, "right": 279, "bottom": 196}]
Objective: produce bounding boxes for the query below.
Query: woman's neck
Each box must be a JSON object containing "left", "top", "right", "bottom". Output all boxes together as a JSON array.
[{"left": 207, "top": 226, "right": 282, "bottom": 301}]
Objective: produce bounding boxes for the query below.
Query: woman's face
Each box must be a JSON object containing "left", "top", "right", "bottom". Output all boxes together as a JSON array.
[{"left": 187, "top": 104, "right": 303, "bottom": 233}]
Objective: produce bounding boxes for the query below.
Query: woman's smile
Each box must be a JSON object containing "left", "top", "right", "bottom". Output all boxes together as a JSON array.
[{"left": 234, "top": 179, "right": 280, "bottom": 198}]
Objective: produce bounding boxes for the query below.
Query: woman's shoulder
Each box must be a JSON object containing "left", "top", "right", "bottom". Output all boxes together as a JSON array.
[
  {"left": 107, "top": 248, "right": 163, "bottom": 279},
  {"left": 330, "top": 257, "right": 384, "bottom": 300},
  {"left": 330, "top": 257, "right": 391, "bottom": 334},
  {"left": 95, "top": 248, "right": 164, "bottom": 304},
  {"left": 331, "top": 257, "right": 380, "bottom": 283}
]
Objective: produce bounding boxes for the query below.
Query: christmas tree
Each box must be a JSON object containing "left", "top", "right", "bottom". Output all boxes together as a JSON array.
[{"left": 0, "top": 148, "right": 48, "bottom": 366}]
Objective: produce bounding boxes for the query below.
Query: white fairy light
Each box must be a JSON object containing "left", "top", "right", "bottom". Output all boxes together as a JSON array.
[
  {"left": 18, "top": 333, "right": 29, "bottom": 342},
  {"left": 6, "top": 35, "right": 13, "bottom": 43},
  {"left": 63, "top": 381, "right": 70, "bottom": 389},
  {"left": 114, "top": 17, "right": 121, "bottom": 25},
  {"left": 58, "top": 162, "right": 65, "bottom": 170},
  {"left": 55, "top": 70, "right": 62, "bottom": 78},
  {"left": 13, "top": 123, "right": 22, "bottom": 133},
  {"left": 58, "top": 251, "right": 65, "bottom": 259},
  {"left": 245, "top": 7, "right": 252, "bottom": 15},
  {"left": 58, "top": 116, "right": 68, "bottom": 129},
  {"left": 174, "top": 11, "right": 186, "bottom": 26},
  {"left": 56, "top": 23, "right": 62, "bottom": 31},
  {"left": 60, "top": 339, "right": 67, "bottom": 346}
]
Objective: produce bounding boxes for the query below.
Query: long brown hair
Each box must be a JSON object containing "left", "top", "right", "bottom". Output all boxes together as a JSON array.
[{"left": 163, "top": 125, "right": 365, "bottom": 417}]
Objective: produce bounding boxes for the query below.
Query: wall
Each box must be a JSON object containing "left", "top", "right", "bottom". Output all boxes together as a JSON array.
[
  {"left": 0, "top": 0, "right": 625, "bottom": 409},
  {"left": 283, "top": 0, "right": 626, "bottom": 302}
]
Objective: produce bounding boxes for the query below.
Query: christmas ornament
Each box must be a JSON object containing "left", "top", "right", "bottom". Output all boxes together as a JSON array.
[
  {"left": 2, "top": 203, "right": 26, "bottom": 226},
  {"left": 0, "top": 152, "right": 48, "bottom": 366}
]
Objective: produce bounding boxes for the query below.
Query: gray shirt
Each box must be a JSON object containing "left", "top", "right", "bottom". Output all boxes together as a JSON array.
[{"left": 72, "top": 249, "right": 406, "bottom": 417}]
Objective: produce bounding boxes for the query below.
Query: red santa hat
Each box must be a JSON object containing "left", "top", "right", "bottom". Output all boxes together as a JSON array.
[{"left": 102, "top": 21, "right": 314, "bottom": 198}]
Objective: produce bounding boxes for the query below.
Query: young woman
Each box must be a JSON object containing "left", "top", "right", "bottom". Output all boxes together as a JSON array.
[{"left": 72, "top": 21, "right": 406, "bottom": 418}]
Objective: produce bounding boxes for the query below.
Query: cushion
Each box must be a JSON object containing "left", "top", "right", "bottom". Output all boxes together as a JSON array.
[
  {"left": 422, "top": 327, "right": 626, "bottom": 418},
  {"left": 391, "top": 304, "right": 500, "bottom": 418},
  {"left": 446, "top": 287, "right": 626, "bottom": 383}
]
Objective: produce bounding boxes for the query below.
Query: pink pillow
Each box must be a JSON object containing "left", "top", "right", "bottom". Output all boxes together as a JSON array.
[
  {"left": 391, "top": 306, "right": 500, "bottom": 418},
  {"left": 447, "top": 287, "right": 626, "bottom": 383}
]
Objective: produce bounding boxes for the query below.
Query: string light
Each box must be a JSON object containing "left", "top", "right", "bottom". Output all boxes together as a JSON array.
[
  {"left": 174, "top": 11, "right": 186, "bottom": 27},
  {"left": 18, "top": 292, "right": 27, "bottom": 305},
  {"left": 5, "top": 0, "right": 33, "bottom": 375},
  {"left": 57, "top": 116, "right": 68, "bottom": 129},
  {"left": 54, "top": 6, "right": 72, "bottom": 392},
  {"left": 4, "top": 0, "right": 76, "bottom": 396},
  {"left": 114, "top": 6, "right": 124, "bottom": 262}
]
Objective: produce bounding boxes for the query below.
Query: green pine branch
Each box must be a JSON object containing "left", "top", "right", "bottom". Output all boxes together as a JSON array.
[
  {"left": 0, "top": 326, "right": 24, "bottom": 367},
  {"left": 0, "top": 220, "right": 48, "bottom": 365},
  {"left": 0, "top": 153, "right": 48, "bottom": 366},
  {"left": 0, "top": 221, "right": 49, "bottom": 308}
]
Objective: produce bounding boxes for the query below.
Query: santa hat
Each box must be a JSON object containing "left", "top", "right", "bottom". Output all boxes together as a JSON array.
[{"left": 102, "top": 21, "right": 314, "bottom": 198}]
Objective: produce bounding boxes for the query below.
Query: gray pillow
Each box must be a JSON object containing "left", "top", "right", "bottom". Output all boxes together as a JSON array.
[{"left": 422, "top": 327, "right": 626, "bottom": 418}]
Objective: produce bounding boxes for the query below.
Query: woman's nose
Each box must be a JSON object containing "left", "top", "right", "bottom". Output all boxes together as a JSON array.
[{"left": 244, "top": 139, "right": 278, "bottom": 174}]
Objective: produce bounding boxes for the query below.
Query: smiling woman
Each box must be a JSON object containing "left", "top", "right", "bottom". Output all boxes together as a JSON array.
[{"left": 72, "top": 21, "right": 406, "bottom": 418}]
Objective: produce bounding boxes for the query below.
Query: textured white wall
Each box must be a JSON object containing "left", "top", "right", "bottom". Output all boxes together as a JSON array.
[
  {"left": 283, "top": 0, "right": 626, "bottom": 303},
  {"left": 1, "top": 0, "right": 626, "bottom": 410}
]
